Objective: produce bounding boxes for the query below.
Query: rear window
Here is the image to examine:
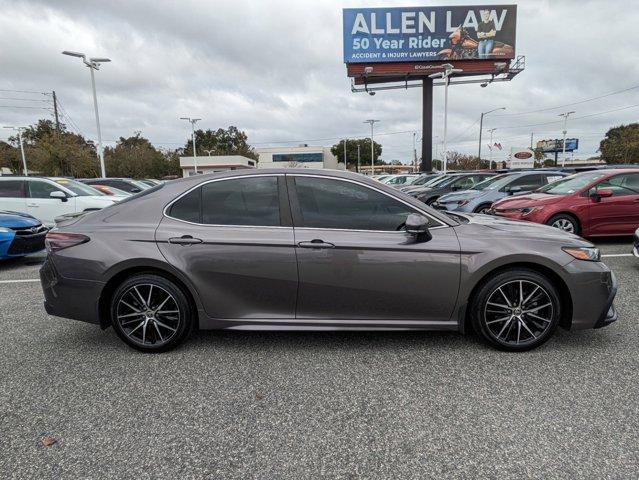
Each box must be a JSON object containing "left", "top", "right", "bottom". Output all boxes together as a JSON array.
[{"left": 169, "top": 188, "right": 201, "bottom": 223}]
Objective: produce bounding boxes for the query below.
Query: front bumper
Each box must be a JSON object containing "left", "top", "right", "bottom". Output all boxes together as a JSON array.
[
  {"left": 564, "top": 261, "right": 618, "bottom": 330},
  {"left": 0, "top": 229, "right": 46, "bottom": 258},
  {"left": 40, "top": 255, "right": 104, "bottom": 325}
]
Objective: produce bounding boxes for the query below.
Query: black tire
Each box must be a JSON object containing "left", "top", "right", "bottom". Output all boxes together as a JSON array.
[
  {"left": 424, "top": 196, "right": 439, "bottom": 206},
  {"left": 547, "top": 214, "right": 580, "bottom": 235},
  {"left": 473, "top": 203, "right": 492, "bottom": 214},
  {"left": 110, "top": 274, "right": 193, "bottom": 352},
  {"left": 470, "top": 268, "right": 561, "bottom": 352}
]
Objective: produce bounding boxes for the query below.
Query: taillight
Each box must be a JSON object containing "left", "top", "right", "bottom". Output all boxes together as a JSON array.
[{"left": 45, "top": 232, "right": 90, "bottom": 252}]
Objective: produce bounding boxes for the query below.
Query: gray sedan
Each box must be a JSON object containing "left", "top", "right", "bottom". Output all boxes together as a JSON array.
[
  {"left": 40, "top": 169, "right": 617, "bottom": 352},
  {"left": 433, "top": 171, "right": 568, "bottom": 213}
]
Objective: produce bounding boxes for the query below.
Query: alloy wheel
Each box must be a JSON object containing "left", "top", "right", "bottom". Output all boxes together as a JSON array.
[
  {"left": 551, "top": 218, "right": 575, "bottom": 233},
  {"left": 116, "top": 284, "right": 181, "bottom": 347},
  {"left": 483, "top": 280, "right": 554, "bottom": 346}
]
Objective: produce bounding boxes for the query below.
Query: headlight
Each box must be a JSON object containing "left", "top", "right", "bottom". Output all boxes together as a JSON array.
[
  {"left": 459, "top": 200, "right": 469, "bottom": 206},
  {"left": 0, "top": 227, "right": 11, "bottom": 233},
  {"left": 521, "top": 206, "right": 543, "bottom": 216},
  {"left": 562, "top": 246, "right": 601, "bottom": 262}
]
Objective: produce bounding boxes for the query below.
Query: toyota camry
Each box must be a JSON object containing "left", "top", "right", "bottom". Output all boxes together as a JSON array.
[{"left": 40, "top": 169, "right": 618, "bottom": 352}]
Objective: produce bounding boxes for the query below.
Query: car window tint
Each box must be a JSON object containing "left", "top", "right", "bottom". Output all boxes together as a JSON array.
[
  {"left": 597, "top": 174, "right": 639, "bottom": 196},
  {"left": 0, "top": 180, "right": 25, "bottom": 198},
  {"left": 293, "top": 177, "right": 420, "bottom": 231},
  {"left": 169, "top": 187, "right": 201, "bottom": 223},
  {"left": 28, "top": 180, "right": 63, "bottom": 198},
  {"left": 201, "top": 177, "right": 280, "bottom": 226},
  {"left": 508, "top": 174, "right": 544, "bottom": 191}
]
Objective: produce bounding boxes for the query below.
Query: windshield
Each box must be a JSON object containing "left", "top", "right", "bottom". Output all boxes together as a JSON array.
[
  {"left": 472, "top": 174, "right": 514, "bottom": 191},
  {"left": 537, "top": 172, "right": 607, "bottom": 195},
  {"left": 412, "top": 174, "right": 439, "bottom": 186},
  {"left": 53, "top": 178, "right": 104, "bottom": 196},
  {"left": 131, "top": 179, "right": 152, "bottom": 190}
]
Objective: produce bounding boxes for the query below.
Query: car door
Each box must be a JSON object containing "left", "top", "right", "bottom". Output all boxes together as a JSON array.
[
  {"left": 589, "top": 173, "right": 639, "bottom": 235},
  {"left": 156, "top": 175, "right": 298, "bottom": 320},
  {"left": 287, "top": 174, "right": 461, "bottom": 323},
  {"left": 26, "top": 179, "right": 76, "bottom": 225},
  {"left": 0, "top": 180, "right": 27, "bottom": 214}
]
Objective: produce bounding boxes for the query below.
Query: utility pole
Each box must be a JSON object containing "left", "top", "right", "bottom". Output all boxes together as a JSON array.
[
  {"left": 488, "top": 128, "right": 497, "bottom": 169},
  {"left": 558, "top": 111, "right": 575, "bottom": 167},
  {"left": 478, "top": 107, "right": 506, "bottom": 163},
  {"left": 52, "top": 91, "right": 60, "bottom": 134},
  {"left": 530, "top": 132, "right": 534, "bottom": 149},
  {"left": 343, "top": 139, "right": 347, "bottom": 170},
  {"left": 412, "top": 132, "right": 417, "bottom": 172},
  {"left": 357, "top": 144, "right": 361, "bottom": 173},
  {"left": 363, "top": 119, "right": 380, "bottom": 175},
  {"left": 180, "top": 117, "right": 201, "bottom": 174}
]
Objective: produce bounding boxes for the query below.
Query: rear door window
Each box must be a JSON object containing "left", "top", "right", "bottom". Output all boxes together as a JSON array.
[{"left": 0, "top": 180, "right": 25, "bottom": 198}]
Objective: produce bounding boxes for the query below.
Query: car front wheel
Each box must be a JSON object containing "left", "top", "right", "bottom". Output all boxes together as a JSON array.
[
  {"left": 547, "top": 214, "right": 579, "bottom": 235},
  {"left": 470, "top": 269, "right": 561, "bottom": 351},
  {"left": 110, "top": 274, "right": 193, "bottom": 352}
]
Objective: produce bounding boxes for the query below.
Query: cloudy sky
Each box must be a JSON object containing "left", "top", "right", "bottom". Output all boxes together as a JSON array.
[{"left": 1, "top": 0, "right": 637, "bottom": 164}]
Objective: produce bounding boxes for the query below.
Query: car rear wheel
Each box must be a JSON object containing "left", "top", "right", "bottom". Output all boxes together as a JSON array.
[
  {"left": 470, "top": 269, "right": 561, "bottom": 351},
  {"left": 547, "top": 214, "right": 579, "bottom": 235},
  {"left": 424, "top": 196, "right": 438, "bottom": 206},
  {"left": 110, "top": 274, "right": 193, "bottom": 352}
]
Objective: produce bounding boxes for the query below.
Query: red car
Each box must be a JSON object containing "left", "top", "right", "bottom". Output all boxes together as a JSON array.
[{"left": 491, "top": 169, "right": 639, "bottom": 237}]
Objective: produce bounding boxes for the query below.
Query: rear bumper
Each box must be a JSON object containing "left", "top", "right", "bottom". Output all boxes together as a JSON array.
[{"left": 40, "top": 256, "right": 103, "bottom": 325}]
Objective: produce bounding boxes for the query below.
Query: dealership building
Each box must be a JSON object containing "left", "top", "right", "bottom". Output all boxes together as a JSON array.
[
  {"left": 179, "top": 155, "right": 256, "bottom": 177},
  {"left": 256, "top": 145, "right": 339, "bottom": 169}
]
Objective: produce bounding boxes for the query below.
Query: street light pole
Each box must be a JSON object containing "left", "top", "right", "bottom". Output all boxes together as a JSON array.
[
  {"left": 558, "top": 111, "right": 575, "bottom": 167},
  {"left": 3, "top": 126, "right": 28, "bottom": 175},
  {"left": 363, "top": 119, "right": 380, "bottom": 175},
  {"left": 429, "top": 64, "right": 462, "bottom": 175},
  {"left": 357, "top": 144, "right": 361, "bottom": 173},
  {"left": 488, "top": 128, "right": 497, "bottom": 169},
  {"left": 62, "top": 51, "right": 110, "bottom": 178},
  {"left": 180, "top": 117, "right": 201, "bottom": 175},
  {"left": 343, "top": 139, "right": 347, "bottom": 170},
  {"left": 478, "top": 107, "right": 506, "bottom": 162}
]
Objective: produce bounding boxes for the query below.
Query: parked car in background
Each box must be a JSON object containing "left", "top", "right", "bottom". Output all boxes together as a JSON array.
[
  {"left": 490, "top": 169, "right": 639, "bottom": 236},
  {"left": 0, "top": 177, "right": 119, "bottom": 226},
  {"left": 400, "top": 174, "right": 448, "bottom": 194},
  {"left": 140, "top": 179, "right": 163, "bottom": 187},
  {"left": 89, "top": 184, "right": 132, "bottom": 198},
  {"left": 412, "top": 172, "right": 496, "bottom": 205},
  {"left": 81, "top": 178, "right": 151, "bottom": 194},
  {"left": 398, "top": 173, "right": 441, "bottom": 192},
  {"left": 434, "top": 171, "right": 568, "bottom": 214},
  {"left": 0, "top": 210, "right": 48, "bottom": 259},
  {"left": 381, "top": 174, "right": 421, "bottom": 187}
]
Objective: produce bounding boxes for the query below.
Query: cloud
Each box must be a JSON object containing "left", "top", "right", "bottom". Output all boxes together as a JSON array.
[{"left": 0, "top": 0, "right": 637, "bottom": 163}]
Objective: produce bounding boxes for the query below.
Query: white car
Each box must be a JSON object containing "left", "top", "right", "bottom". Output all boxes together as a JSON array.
[{"left": 0, "top": 176, "right": 118, "bottom": 226}]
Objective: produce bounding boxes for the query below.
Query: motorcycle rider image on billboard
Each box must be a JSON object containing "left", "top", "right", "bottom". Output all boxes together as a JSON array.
[{"left": 343, "top": 5, "right": 516, "bottom": 63}]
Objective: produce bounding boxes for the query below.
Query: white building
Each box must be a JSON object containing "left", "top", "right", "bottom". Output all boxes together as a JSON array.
[
  {"left": 256, "top": 145, "right": 338, "bottom": 169},
  {"left": 179, "top": 155, "right": 256, "bottom": 177}
]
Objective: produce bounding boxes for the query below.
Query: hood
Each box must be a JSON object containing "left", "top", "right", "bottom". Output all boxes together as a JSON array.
[
  {"left": 438, "top": 189, "right": 485, "bottom": 203},
  {"left": 460, "top": 212, "right": 587, "bottom": 243},
  {"left": 0, "top": 210, "right": 41, "bottom": 228},
  {"left": 82, "top": 195, "right": 120, "bottom": 205},
  {"left": 493, "top": 192, "right": 565, "bottom": 209}
]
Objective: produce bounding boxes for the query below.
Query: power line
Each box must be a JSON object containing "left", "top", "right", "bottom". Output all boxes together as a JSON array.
[
  {"left": 494, "top": 83, "right": 639, "bottom": 117},
  {"left": 0, "top": 96, "right": 50, "bottom": 102},
  {"left": 0, "top": 104, "right": 52, "bottom": 110},
  {"left": 0, "top": 88, "right": 47, "bottom": 95}
]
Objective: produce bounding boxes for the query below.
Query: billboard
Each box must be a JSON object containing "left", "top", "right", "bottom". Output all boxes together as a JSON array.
[
  {"left": 537, "top": 138, "right": 579, "bottom": 153},
  {"left": 343, "top": 5, "right": 517, "bottom": 64}
]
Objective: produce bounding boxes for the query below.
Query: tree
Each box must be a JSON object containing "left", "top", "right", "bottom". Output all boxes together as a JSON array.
[
  {"left": 599, "top": 124, "right": 639, "bottom": 164},
  {"left": 183, "top": 126, "right": 257, "bottom": 160},
  {"left": 331, "top": 138, "right": 382, "bottom": 170},
  {"left": 105, "top": 132, "right": 177, "bottom": 178},
  {"left": 0, "top": 141, "right": 20, "bottom": 173},
  {"left": 445, "top": 151, "right": 485, "bottom": 170},
  {"left": 6, "top": 119, "right": 98, "bottom": 177}
]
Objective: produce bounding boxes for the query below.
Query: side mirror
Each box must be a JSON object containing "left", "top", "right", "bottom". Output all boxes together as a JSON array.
[
  {"left": 597, "top": 188, "right": 614, "bottom": 198},
  {"left": 405, "top": 213, "right": 432, "bottom": 242},
  {"left": 50, "top": 190, "right": 68, "bottom": 202},
  {"left": 130, "top": 188, "right": 141, "bottom": 193}
]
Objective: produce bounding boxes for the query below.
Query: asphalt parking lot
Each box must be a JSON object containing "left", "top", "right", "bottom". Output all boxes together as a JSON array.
[{"left": 1, "top": 240, "right": 637, "bottom": 479}]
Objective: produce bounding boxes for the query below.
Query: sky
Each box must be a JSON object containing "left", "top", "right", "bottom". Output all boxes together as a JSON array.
[{"left": 0, "top": 0, "right": 638, "bottom": 164}]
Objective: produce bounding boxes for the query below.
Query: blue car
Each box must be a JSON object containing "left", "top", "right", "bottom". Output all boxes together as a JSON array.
[{"left": 0, "top": 210, "right": 48, "bottom": 260}]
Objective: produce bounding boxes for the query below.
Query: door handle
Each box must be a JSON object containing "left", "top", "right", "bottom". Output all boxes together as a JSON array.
[
  {"left": 168, "top": 235, "right": 203, "bottom": 245},
  {"left": 297, "top": 239, "right": 335, "bottom": 249},
  {"left": 27, "top": 203, "right": 38, "bottom": 207}
]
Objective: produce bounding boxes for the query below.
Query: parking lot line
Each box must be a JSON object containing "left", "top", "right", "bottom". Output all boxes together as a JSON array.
[
  {"left": 602, "top": 254, "right": 634, "bottom": 258},
  {"left": 0, "top": 279, "right": 40, "bottom": 284}
]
